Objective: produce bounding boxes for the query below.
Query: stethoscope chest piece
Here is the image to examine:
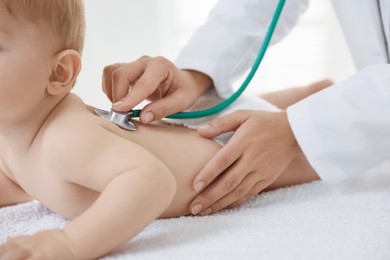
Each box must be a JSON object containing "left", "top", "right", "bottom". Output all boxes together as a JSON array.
[{"left": 95, "top": 108, "right": 137, "bottom": 131}]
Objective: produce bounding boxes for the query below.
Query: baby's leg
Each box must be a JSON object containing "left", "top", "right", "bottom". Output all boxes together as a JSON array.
[{"left": 261, "top": 79, "right": 333, "bottom": 109}]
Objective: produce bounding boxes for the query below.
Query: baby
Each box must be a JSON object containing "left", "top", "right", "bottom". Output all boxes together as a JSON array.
[{"left": 0, "top": 0, "right": 321, "bottom": 259}]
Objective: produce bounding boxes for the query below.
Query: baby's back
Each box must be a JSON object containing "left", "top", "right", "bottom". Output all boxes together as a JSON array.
[
  {"left": 3, "top": 93, "right": 220, "bottom": 219},
  {"left": 97, "top": 104, "right": 221, "bottom": 217},
  {"left": 39, "top": 94, "right": 221, "bottom": 218}
]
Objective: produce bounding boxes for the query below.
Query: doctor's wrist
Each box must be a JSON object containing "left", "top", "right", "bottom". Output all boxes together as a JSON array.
[
  {"left": 182, "top": 69, "right": 213, "bottom": 96},
  {"left": 279, "top": 110, "right": 302, "bottom": 157}
]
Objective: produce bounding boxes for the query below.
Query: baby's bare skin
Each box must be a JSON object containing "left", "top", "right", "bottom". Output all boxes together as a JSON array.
[
  {"left": 0, "top": 2, "right": 319, "bottom": 258},
  {"left": 0, "top": 93, "right": 317, "bottom": 220},
  {"left": 0, "top": 94, "right": 210, "bottom": 217}
]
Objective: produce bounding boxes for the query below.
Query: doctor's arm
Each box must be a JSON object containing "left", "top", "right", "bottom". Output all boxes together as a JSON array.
[
  {"left": 287, "top": 64, "right": 390, "bottom": 181},
  {"left": 189, "top": 109, "right": 303, "bottom": 216},
  {"left": 102, "top": 0, "right": 309, "bottom": 122},
  {"left": 103, "top": 58, "right": 213, "bottom": 123},
  {"left": 175, "top": 0, "right": 309, "bottom": 98},
  {"left": 190, "top": 64, "right": 390, "bottom": 215},
  {"left": 188, "top": 80, "right": 331, "bottom": 215}
]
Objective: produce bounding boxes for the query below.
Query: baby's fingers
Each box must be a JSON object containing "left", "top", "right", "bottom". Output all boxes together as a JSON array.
[{"left": 0, "top": 239, "right": 30, "bottom": 260}]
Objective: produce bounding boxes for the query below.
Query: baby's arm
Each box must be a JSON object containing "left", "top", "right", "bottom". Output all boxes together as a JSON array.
[
  {"left": 0, "top": 124, "right": 176, "bottom": 260},
  {"left": 62, "top": 128, "right": 177, "bottom": 259},
  {"left": 64, "top": 147, "right": 176, "bottom": 259}
]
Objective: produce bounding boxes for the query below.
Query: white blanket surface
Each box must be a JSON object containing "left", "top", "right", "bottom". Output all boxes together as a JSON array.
[{"left": 1, "top": 164, "right": 390, "bottom": 260}]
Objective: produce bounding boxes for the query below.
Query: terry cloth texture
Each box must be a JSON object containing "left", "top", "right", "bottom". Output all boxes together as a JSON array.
[{"left": 1, "top": 162, "right": 390, "bottom": 260}]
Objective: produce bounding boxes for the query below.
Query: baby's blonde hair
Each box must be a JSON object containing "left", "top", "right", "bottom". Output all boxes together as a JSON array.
[{"left": 1, "top": 0, "right": 86, "bottom": 54}]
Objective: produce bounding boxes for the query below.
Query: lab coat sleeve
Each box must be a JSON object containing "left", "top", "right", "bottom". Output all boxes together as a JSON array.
[
  {"left": 287, "top": 64, "right": 390, "bottom": 183},
  {"left": 175, "top": 0, "right": 309, "bottom": 98}
]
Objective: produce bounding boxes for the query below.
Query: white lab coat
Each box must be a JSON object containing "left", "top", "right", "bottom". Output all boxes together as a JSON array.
[{"left": 175, "top": 0, "right": 390, "bottom": 183}]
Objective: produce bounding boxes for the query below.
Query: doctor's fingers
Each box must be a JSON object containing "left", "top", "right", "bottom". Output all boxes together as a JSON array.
[
  {"left": 111, "top": 56, "right": 180, "bottom": 112},
  {"left": 192, "top": 111, "right": 251, "bottom": 192},
  {"left": 197, "top": 110, "right": 250, "bottom": 139},
  {"left": 102, "top": 63, "right": 127, "bottom": 103},
  {"left": 190, "top": 149, "right": 245, "bottom": 214},
  {"left": 139, "top": 90, "right": 197, "bottom": 123},
  {"left": 192, "top": 131, "right": 245, "bottom": 196},
  {"left": 198, "top": 171, "right": 260, "bottom": 215},
  {"left": 110, "top": 61, "right": 154, "bottom": 109},
  {"left": 227, "top": 179, "right": 273, "bottom": 209}
]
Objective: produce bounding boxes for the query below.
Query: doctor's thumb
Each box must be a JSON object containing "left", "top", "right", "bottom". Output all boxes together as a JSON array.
[
  {"left": 197, "top": 114, "right": 243, "bottom": 138},
  {"left": 140, "top": 96, "right": 187, "bottom": 124}
]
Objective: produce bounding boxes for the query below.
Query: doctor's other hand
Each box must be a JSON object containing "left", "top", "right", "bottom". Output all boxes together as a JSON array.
[
  {"left": 190, "top": 110, "right": 301, "bottom": 215},
  {"left": 102, "top": 56, "right": 213, "bottom": 124}
]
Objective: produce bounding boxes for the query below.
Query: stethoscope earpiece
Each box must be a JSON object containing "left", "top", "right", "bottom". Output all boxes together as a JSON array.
[{"left": 95, "top": 108, "right": 137, "bottom": 131}]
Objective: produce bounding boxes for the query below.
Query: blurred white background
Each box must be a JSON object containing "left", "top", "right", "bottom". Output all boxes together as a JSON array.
[{"left": 76, "top": 0, "right": 356, "bottom": 109}]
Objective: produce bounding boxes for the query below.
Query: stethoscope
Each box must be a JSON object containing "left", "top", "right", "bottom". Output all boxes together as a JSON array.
[
  {"left": 378, "top": 0, "right": 390, "bottom": 63},
  {"left": 96, "top": 0, "right": 286, "bottom": 131}
]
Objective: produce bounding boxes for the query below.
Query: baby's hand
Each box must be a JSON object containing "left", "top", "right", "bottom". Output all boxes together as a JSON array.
[{"left": 0, "top": 230, "right": 76, "bottom": 260}]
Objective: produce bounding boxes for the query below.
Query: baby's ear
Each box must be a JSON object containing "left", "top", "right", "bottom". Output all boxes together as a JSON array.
[{"left": 47, "top": 50, "right": 81, "bottom": 96}]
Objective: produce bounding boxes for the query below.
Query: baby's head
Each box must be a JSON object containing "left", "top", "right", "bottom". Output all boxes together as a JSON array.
[
  {"left": 0, "top": 0, "right": 86, "bottom": 121},
  {"left": 1, "top": 0, "right": 85, "bottom": 55}
]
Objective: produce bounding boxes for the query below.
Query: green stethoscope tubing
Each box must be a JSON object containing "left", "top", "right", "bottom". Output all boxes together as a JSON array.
[{"left": 132, "top": 0, "right": 286, "bottom": 119}]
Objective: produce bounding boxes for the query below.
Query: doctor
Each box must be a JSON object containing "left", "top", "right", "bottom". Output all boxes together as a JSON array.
[{"left": 102, "top": 0, "right": 390, "bottom": 216}]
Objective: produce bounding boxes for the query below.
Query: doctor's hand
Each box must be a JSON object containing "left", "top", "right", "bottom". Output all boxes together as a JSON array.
[
  {"left": 189, "top": 110, "right": 301, "bottom": 216},
  {"left": 102, "top": 56, "right": 213, "bottom": 124}
]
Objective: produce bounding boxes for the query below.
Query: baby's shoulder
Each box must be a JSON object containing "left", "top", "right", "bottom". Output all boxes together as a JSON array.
[
  {"left": 41, "top": 102, "right": 96, "bottom": 149},
  {"left": 37, "top": 95, "right": 113, "bottom": 167},
  {"left": 38, "top": 101, "right": 168, "bottom": 190}
]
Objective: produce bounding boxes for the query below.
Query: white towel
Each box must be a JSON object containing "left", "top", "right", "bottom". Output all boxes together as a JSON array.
[{"left": 1, "top": 163, "right": 390, "bottom": 260}]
